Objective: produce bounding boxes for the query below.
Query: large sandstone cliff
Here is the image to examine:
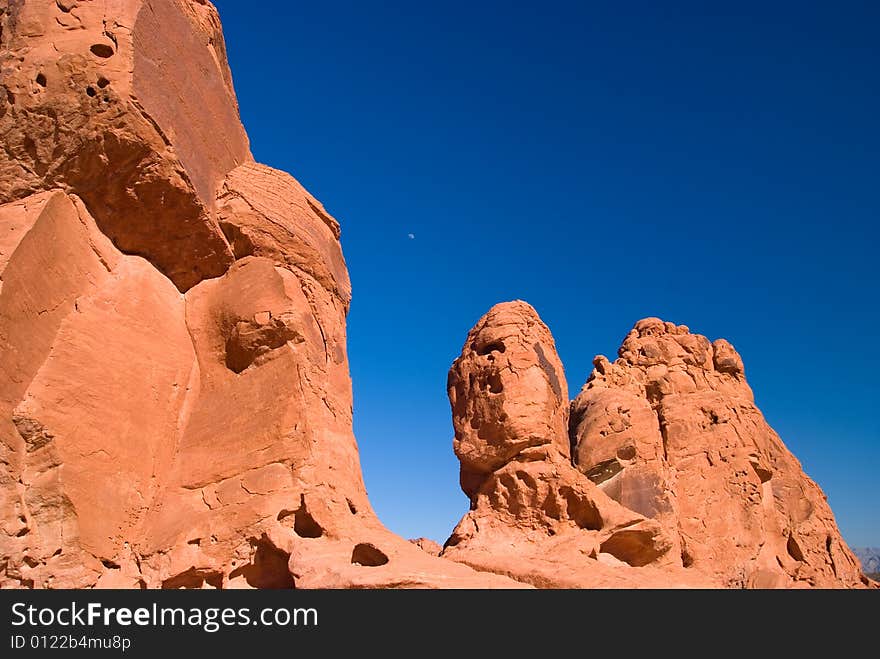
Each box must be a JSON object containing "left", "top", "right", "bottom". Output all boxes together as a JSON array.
[
  {"left": 0, "top": 1, "right": 869, "bottom": 589},
  {"left": 0, "top": 0, "right": 520, "bottom": 590}
]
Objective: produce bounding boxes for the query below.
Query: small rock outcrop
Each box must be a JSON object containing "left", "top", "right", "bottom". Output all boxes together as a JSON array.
[{"left": 409, "top": 538, "right": 443, "bottom": 556}]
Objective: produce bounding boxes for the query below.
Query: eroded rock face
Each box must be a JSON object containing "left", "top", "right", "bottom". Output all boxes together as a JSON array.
[
  {"left": 442, "top": 302, "right": 704, "bottom": 588},
  {"left": 448, "top": 301, "right": 571, "bottom": 497},
  {"left": 0, "top": 0, "right": 249, "bottom": 291},
  {"left": 0, "top": 0, "right": 523, "bottom": 590},
  {"left": 570, "top": 318, "right": 866, "bottom": 588},
  {"left": 0, "top": 1, "right": 866, "bottom": 591},
  {"left": 443, "top": 308, "right": 868, "bottom": 588},
  {"left": 409, "top": 538, "right": 443, "bottom": 556}
]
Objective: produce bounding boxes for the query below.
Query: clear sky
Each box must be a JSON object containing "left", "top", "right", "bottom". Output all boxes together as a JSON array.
[{"left": 213, "top": 0, "right": 879, "bottom": 546}]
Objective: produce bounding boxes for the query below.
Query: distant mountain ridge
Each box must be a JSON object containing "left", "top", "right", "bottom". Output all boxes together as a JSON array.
[{"left": 853, "top": 548, "right": 880, "bottom": 575}]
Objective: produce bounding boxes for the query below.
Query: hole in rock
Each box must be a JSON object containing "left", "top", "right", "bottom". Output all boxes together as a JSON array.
[
  {"left": 476, "top": 340, "right": 506, "bottom": 356},
  {"left": 228, "top": 535, "right": 294, "bottom": 589},
  {"left": 97, "top": 77, "right": 110, "bottom": 88},
  {"left": 681, "top": 547, "right": 694, "bottom": 568},
  {"left": 100, "top": 558, "right": 120, "bottom": 569},
  {"left": 616, "top": 445, "right": 637, "bottom": 461},
  {"left": 162, "top": 568, "right": 223, "bottom": 590},
  {"left": 291, "top": 496, "right": 323, "bottom": 538},
  {"left": 346, "top": 498, "right": 358, "bottom": 515},
  {"left": 560, "top": 486, "right": 603, "bottom": 531},
  {"left": 85, "top": 86, "right": 96, "bottom": 97},
  {"left": 351, "top": 543, "right": 389, "bottom": 567},
  {"left": 701, "top": 407, "right": 721, "bottom": 427},
  {"left": 487, "top": 372, "right": 504, "bottom": 394},
  {"left": 469, "top": 415, "right": 481, "bottom": 430},
  {"left": 787, "top": 534, "right": 805, "bottom": 562},
  {"left": 90, "top": 43, "right": 114, "bottom": 58},
  {"left": 599, "top": 529, "right": 666, "bottom": 567},
  {"left": 35, "top": 73, "right": 46, "bottom": 87},
  {"left": 224, "top": 317, "right": 299, "bottom": 373},
  {"left": 749, "top": 461, "right": 773, "bottom": 483}
]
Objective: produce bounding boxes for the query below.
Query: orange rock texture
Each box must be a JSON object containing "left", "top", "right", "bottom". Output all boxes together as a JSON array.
[
  {"left": 0, "top": 1, "right": 869, "bottom": 589},
  {"left": 442, "top": 304, "right": 870, "bottom": 588},
  {"left": 0, "top": 0, "right": 521, "bottom": 590}
]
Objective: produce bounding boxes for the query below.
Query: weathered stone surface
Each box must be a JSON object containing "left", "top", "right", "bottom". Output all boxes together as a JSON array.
[
  {"left": 448, "top": 301, "right": 570, "bottom": 498},
  {"left": 409, "top": 538, "right": 443, "bottom": 556},
  {"left": 443, "top": 307, "right": 870, "bottom": 588},
  {"left": 0, "top": 0, "right": 250, "bottom": 291},
  {"left": 442, "top": 302, "right": 701, "bottom": 588},
  {"left": 0, "top": 0, "right": 868, "bottom": 590},
  {"left": 0, "top": 1, "right": 524, "bottom": 590},
  {"left": 570, "top": 318, "right": 867, "bottom": 588},
  {"left": 217, "top": 163, "right": 351, "bottom": 307}
]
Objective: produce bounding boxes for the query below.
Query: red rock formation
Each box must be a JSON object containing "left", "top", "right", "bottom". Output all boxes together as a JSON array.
[
  {"left": 0, "top": 0, "right": 522, "bottom": 590},
  {"left": 0, "top": 0, "right": 249, "bottom": 292},
  {"left": 0, "top": 1, "right": 867, "bottom": 590},
  {"left": 442, "top": 302, "right": 708, "bottom": 588},
  {"left": 571, "top": 318, "right": 867, "bottom": 588},
  {"left": 443, "top": 308, "right": 869, "bottom": 588},
  {"left": 409, "top": 538, "right": 443, "bottom": 556}
]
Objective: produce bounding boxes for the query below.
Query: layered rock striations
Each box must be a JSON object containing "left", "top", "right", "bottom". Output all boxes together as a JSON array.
[
  {"left": 442, "top": 307, "right": 869, "bottom": 588},
  {"left": 0, "top": 0, "right": 521, "bottom": 590}
]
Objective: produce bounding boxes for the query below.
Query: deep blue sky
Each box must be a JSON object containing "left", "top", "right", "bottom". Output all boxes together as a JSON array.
[{"left": 213, "top": 0, "right": 879, "bottom": 546}]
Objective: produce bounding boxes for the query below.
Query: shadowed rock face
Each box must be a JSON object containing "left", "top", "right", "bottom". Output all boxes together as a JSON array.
[
  {"left": 0, "top": 0, "right": 522, "bottom": 590},
  {"left": 443, "top": 310, "right": 870, "bottom": 589}
]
